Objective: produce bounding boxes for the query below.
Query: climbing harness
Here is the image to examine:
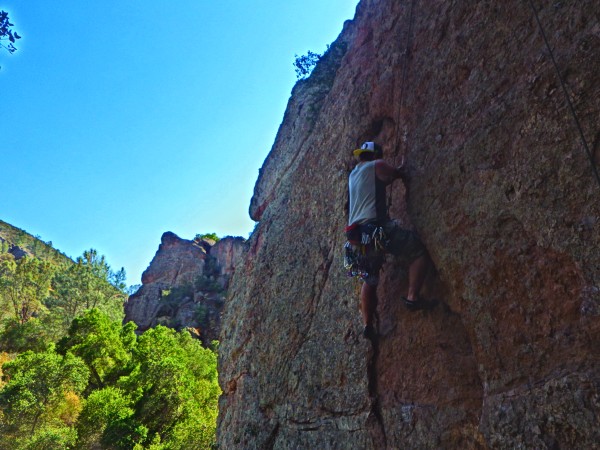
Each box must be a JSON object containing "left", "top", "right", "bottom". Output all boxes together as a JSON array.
[
  {"left": 528, "top": 0, "right": 600, "bottom": 189},
  {"left": 343, "top": 223, "right": 389, "bottom": 280},
  {"left": 388, "top": 0, "right": 418, "bottom": 215}
]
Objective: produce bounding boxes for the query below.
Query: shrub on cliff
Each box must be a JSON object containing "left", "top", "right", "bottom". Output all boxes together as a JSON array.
[
  {"left": 194, "top": 232, "right": 220, "bottom": 243},
  {"left": 294, "top": 50, "right": 321, "bottom": 79}
]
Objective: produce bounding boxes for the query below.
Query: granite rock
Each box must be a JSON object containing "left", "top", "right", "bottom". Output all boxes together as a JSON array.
[
  {"left": 125, "top": 232, "right": 245, "bottom": 345},
  {"left": 218, "top": 0, "right": 600, "bottom": 448}
]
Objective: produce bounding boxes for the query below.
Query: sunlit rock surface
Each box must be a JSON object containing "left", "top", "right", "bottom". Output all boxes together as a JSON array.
[
  {"left": 124, "top": 232, "right": 245, "bottom": 345},
  {"left": 218, "top": 0, "right": 600, "bottom": 448}
]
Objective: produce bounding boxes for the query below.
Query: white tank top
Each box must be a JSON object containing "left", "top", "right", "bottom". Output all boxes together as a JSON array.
[{"left": 348, "top": 161, "right": 387, "bottom": 225}]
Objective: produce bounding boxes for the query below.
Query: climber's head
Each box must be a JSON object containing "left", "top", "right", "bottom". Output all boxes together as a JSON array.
[{"left": 353, "top": 141, "right": 383, "bottom": 161}]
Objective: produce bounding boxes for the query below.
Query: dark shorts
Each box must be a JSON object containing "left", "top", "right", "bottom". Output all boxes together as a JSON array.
[{"left": 362, "top": 220, "right": 426, "bottom": 286}]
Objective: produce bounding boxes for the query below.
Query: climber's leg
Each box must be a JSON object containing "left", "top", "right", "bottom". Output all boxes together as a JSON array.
[
  {"left": 360, "top": 282, "right": 378, "bottom": 327},
  {"left": 406, "top": 252, "right": 430, "bottom": 302}
]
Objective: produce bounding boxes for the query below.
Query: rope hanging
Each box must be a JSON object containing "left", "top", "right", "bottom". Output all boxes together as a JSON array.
[{"left": 528, "top": 0, "right": 600, "bottom": 189}]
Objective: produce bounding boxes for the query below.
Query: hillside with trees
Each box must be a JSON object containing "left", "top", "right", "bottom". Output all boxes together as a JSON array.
[
  {"left": 0, "top": 222, "right": 220, "bottom": 448},
  {"left": 0, "top": 220, "right": 72, "bottom": 264}
]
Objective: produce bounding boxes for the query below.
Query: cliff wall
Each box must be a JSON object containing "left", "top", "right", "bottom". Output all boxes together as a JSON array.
[{"left": 219, "top": 0, "right": 600, "bottom": 448}]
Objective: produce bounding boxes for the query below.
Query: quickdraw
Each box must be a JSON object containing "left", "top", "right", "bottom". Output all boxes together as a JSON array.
[
  {"left": 343, "top": 224, "right": 389, "bottom": 280},
  {"left": 343, "top": 241, "right": 370, "bottom": 279},
  {"left": 372, "top": 225, "right": 388, "bottom": 251}
]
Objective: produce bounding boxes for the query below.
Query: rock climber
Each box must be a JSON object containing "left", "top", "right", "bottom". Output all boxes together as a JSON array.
[{"left": 344, "top": 141, "right": 432, "bottom": 338}]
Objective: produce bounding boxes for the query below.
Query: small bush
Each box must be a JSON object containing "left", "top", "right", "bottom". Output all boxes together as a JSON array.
[{"left": 294, "top": 50, "right": 322, "bottom": 80}]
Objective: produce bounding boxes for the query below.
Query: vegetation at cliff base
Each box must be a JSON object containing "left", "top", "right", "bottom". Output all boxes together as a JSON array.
[
  {"left": 0, "top": 240, "right": 220, "bottom": 449},
  {"left": 0, "top": 310, "right": 219, "bottom": 449}
]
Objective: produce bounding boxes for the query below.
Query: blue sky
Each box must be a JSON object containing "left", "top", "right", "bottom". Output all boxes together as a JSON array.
[{"left": 0, "top": 1, "right": 358, "bottom": 285}]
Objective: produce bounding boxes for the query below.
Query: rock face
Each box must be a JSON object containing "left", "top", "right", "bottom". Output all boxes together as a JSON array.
[
  {"left": 124, "top": 232, "right": 245, "bottom": 345},
  {"left": 6, "top": 242, "right": 28, "bottom": 260},
  {"left": 210, "top": 236, "right": 247, "bottom": 290},
  {"left": 218, "top": 0, "right": 600, "bottom": 448}
]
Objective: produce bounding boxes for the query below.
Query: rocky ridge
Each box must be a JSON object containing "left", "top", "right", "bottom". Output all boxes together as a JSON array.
[
  {"left": 218, "top": 0, "right": 600, "bottom": 448},
  {"left": 0, "top": 220, "right": 71, "bottom": 264},
  {"left": 124, "top": 232, "right": 245, "bottom": 345}
]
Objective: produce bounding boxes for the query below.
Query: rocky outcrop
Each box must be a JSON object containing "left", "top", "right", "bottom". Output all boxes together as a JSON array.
[
  {"left": 218, "top": 0, "right": 600, "bottom": 448},
  {"left": 211, "top": 237, "right": 247, "bottom": 290},
  {"left": 140, "top": 231, "right": 208, "bottom": 287},
  {"left": 124, "top": 232, "right": 245, "bottom": 345},
  {"left": 6, "top": 242, "right": 28, "bottom": 260}
]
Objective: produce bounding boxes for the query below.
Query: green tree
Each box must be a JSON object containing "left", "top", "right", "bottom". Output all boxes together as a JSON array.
[
  {"left": 121, "top": 326, "right": 220, "bottom": 448},
  {"left": 0, "top": 253, "right": 17, "bottom": 320},
  {"left": 77, "top": 249, "right": 127, "bottom": 294},
  {"left": 0, "top": 317, "right": 54, "bottom": 353},
  {"left": 17, "top": 426, "right": 78, "bottom": 450},
  {"left": 48, "top": 249, "right": 127, "bottom": 331},
  {"left": 0, "top": 255, "right": 54, "bottom": 324},
  {"left": 0, "top": 349, "right": 89, "bottom": 447},
  {"left": 55, "top": 310, "right": 140, "bottom": 449},
  {"left": 0, "top": 248, "right": 127, "bottom": 346},
  {"left": 76, "top": 386, "right": 136, "bottom": 449},
  {"left": 0, "top": 306, "right": 220, "bottom": 449},
  {"left": 57, "top": 309, "right": 136, "bottom": 391},
  {"left": 0, "top": 254, "right": 60, "bottom": 352},
  {"left": 111, "top": 266, "right": 127, "bottom": 292}
]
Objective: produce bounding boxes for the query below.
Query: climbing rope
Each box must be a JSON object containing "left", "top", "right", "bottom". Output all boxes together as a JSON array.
[
  {"left": 388, "top": 0, "right": 418, "bottom": 215},
  {"left": 528, "top": 0, "right": 600, "bottom": 189}
]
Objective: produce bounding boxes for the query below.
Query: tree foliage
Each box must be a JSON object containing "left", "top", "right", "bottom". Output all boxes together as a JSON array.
[
  {"left": 0, "top": 239, "right": 221, "bottom": 448},
  {"left": 126, "top": 326, "right": 220, "bottom": 448},
  {"left": 0, "top": 349, "right": 89, "bottom": 448},
  {"left": 76, "top": 386, "right": 134, "bottom": 449},
  {"left": 0, "top": 10, "right": 21, "bottom": 55},
  {"left": 48, "top": 249, "right": 127, "bottom": 331},
  {"left": 0, "top": 248, "right": 127, "bottom": 350},
  {"left": 0, "top": 310, "right": 220, "bottom": 449},
  {"left": 294, "top": 50, "right": 322, "bottom": 80},
  {"left": 194, "top": 232, "right": 220, "bottom": 243},
  {"left": 0, "top": 317, "right": 55, "bottom": 353},
  {"left": 57, "top": 309, "right": 136, "bottom": 391},
  {"left": 0, "top": 254, "right": 54, "bottom": 324}
]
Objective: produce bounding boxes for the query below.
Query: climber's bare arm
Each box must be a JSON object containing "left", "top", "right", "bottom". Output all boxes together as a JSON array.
[{"left": 375, "top": 156, "right": 406, "bottom": 184}]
